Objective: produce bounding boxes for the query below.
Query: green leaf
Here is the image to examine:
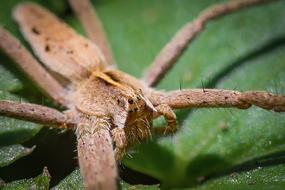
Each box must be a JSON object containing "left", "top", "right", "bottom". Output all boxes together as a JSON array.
[
  {"left": 0, "top": 91, "right": 42, "bottom": 146},
  {"left": 192, "top": 164, "right": 285, "bottom": 190},
  {"left": 0, "top": 144, "right": 34, "bottom": 167},
  {"left": 0, "top": 116, "right": 41, "bottom": 146},
  {"left": 52, "top": 169, "right": 84, "bottom": 190},
  {"left": 121, "top": 181, "right": 160, "bottom": 190},
  {"left": 0, "top": 167, "right": 50, "bottom": 190},
  {"left": 52, "top": 168, "right": 160, "bottom": 190},
  {"left": 0, "top": 63, "right": 22, "bottom": 92}
]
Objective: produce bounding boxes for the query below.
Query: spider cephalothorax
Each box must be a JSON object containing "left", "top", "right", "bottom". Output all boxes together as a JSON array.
[{"left": 72, "top": 68, "right": 161, "bottom": 159}]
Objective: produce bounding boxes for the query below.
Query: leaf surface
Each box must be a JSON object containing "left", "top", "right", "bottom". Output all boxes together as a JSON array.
[
  {"left": 53, "top": 168, "right": 160, "bottom": 190},
  {"left": 0, "top": 167, "right": 50, "bottom": 190},
  {"left": 192, "top": 164, "right": 285, "bottom": 190},
  {"left": 0, "top": 144, "right": 34, "bottom": 167}
]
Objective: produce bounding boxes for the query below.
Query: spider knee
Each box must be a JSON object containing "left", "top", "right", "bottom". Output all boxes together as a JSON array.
[{"left": 154, "top": 104, "right": 177, "bottom": 134}]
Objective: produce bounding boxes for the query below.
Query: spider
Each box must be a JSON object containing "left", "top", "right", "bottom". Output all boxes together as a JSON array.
[{"left": 0, "top": 0, "right": 284, "bottom": 189}]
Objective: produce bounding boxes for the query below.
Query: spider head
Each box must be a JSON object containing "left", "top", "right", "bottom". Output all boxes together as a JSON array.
[
  {"left": 123, "top": 88, "right": 156, "bottom": 126},
  {"left": 100, "top": 69, "right": 156, "bottom": 125}
]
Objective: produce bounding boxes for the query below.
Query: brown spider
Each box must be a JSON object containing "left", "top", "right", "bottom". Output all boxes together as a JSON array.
[{"left": 0, "top": 0, "right": 284, "bottom": 189}]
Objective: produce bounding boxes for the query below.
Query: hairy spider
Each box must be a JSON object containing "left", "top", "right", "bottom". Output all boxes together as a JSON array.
[{"left": 0, "top": 0, "right": 284, "bottom": 189}]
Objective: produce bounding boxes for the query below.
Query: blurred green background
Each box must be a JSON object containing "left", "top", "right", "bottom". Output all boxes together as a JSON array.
[{"left": 0, "top": 0, "right": 285, "bottom": 189}]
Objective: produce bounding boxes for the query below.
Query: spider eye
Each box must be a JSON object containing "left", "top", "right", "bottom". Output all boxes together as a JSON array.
[{"left": 128, "top": 99, "right": 134, "bottom": 104}]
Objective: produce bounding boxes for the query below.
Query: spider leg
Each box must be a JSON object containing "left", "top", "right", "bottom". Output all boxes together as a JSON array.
[
  {"left": 76, "top": 116, "right": 117, "bottom": 190},
  {"left": 0, "top": 28, "right": 69, "bottom": 107},
  {"left": 111, "top": 127, "right": 127, "bottom": 160},
  {"left": 0, "top": 100, "right": 76, "bottom": 127},
  {"left": 143, "top": 0, "right": 277, "bottom": 87},
  {"left": 69, "top": 0, "right": 114, "bottom": 65},
  {"left": 153, "top": 104, "right": 177, "bottom": 135},
  {"left": 150, "top": 89, "right": 285, "bottom": 112}
]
